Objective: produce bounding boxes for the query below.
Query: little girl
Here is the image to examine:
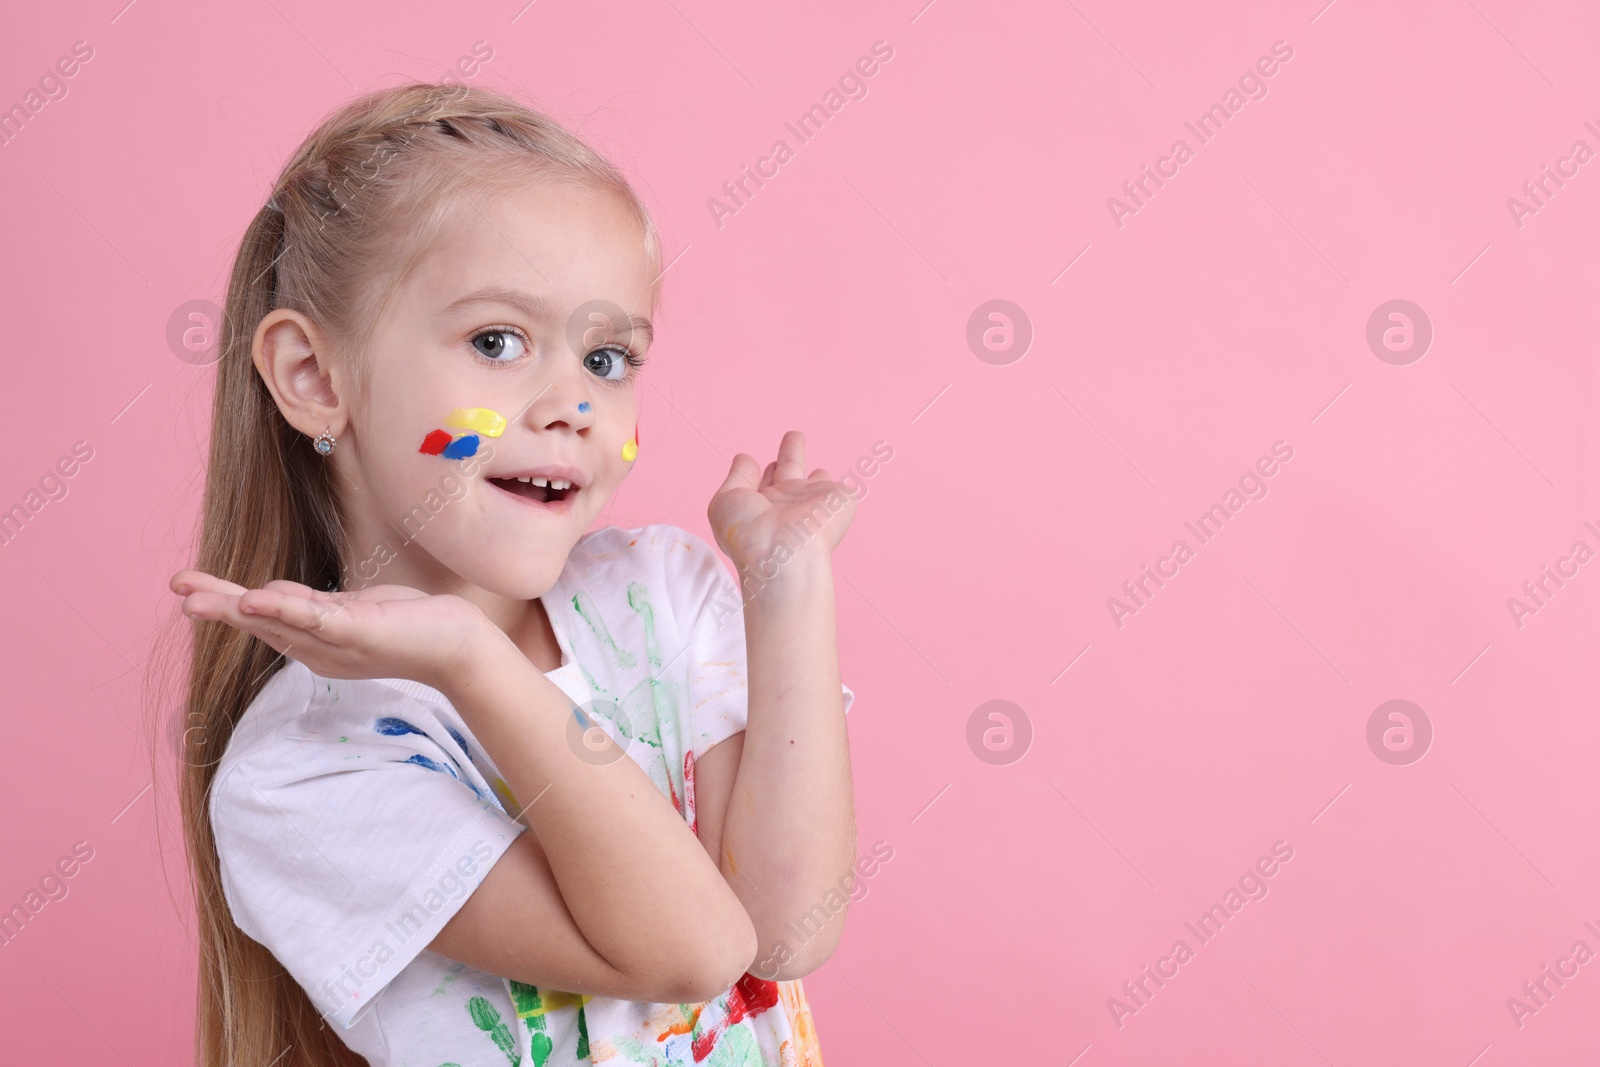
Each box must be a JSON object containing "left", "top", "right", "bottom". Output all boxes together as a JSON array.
[{"left": 171, "top": 82, "right": 858, "bottom": 1067}]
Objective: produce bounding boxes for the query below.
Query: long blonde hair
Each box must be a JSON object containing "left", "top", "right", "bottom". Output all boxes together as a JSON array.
[{"left": 147, "top": 81, "right": 662, "bottom": 1067}]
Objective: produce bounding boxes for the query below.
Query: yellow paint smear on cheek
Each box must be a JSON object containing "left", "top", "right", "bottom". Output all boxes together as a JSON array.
[{"left": 443, "top": 407, "right": 507, "bottom": 437}]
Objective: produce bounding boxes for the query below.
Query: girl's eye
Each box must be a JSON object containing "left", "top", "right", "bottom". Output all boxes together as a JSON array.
[
  {"left": 469, "top": 328, "right": 529, "bottom": 364},
  {"left": 584, "top": 344, "right": 648, "bottom": 384}
]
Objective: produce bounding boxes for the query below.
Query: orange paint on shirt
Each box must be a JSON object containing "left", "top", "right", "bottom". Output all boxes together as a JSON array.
[
  {"left": 648, "top": 1002, "right": 704, "bottom": 1040},
  {"left": 779, "top": 981, "right": 825, "bottom": 1067}
]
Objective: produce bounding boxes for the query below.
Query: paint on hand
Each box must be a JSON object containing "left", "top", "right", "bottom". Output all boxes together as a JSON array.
[
  {"left": 621, "top": 424, "right": 639, "bottom": 462},
  {"left": 443, "top": 407, "right": 507, "bottom": 438}
]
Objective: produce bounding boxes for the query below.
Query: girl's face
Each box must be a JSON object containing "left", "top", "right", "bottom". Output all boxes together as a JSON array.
[{"left": 339, "top": 180, "right": 655, "bottom": 601}]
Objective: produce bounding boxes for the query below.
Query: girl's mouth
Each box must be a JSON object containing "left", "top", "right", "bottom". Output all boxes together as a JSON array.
[{"left": 487, "top": 476, "right": 578, "bottom": 508}]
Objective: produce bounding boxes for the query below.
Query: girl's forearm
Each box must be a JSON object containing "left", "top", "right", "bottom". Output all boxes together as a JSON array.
[
  {"left": 721, "top": 553, "right": 857, "bottom": 977},
  {"left": 442, "top": 633, "right": 756, "bottom": 985}
]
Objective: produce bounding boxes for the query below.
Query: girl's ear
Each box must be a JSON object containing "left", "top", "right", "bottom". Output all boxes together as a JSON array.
[{"left": 252, "top": 309, "right": 348, "bottom": 437}]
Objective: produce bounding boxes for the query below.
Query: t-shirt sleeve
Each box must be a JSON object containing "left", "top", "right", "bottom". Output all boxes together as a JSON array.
[
  {"left": 209, "top": 679, "right": 527, "bottom": 1030},
  {"left": 661, "top": 525, "right": 855, "bottom": 762}
]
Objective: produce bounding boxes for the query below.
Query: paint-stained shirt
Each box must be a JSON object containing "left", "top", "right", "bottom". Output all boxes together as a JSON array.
[{"left": 209, "top": 523, "right": 854, "bottom": 1067}]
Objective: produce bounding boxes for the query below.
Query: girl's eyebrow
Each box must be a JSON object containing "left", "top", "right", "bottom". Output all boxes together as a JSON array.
[{"left": 442, "top": 285, "right": 653, "bottom": 343}]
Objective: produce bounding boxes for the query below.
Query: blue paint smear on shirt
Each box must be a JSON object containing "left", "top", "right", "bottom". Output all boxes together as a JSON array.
[
  {"left": 374, "top": 717, "right": 428, "bottom": 738},
  {"left": 403, "top": 753, "right": 461, "bottom": 779},
  {"left": 381, "top": 719, "right": 494, "bottom": 803}
]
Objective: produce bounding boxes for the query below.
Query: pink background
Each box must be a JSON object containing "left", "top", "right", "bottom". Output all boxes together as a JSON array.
[{"left": 3, "top": 0, "right": 1599, "bottom": 1062}]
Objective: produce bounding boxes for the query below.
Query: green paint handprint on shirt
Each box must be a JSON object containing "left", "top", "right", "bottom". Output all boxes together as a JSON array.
[{"left": 466, "top": 995, "right": 517, "bottom": 1065}]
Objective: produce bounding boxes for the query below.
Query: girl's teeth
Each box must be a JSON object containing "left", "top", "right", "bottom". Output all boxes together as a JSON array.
[{"left": 507, "top": 476, "right": 574, "bottom": 490}]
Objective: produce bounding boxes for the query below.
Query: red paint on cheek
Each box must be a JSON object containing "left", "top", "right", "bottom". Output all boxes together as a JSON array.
[{"left": 419, "top": 429, "right": 452, "bottom": 455}]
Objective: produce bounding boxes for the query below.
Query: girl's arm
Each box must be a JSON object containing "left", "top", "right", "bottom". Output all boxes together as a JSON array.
[
  {"left": 431, "top": 628, "right": 759, "bottom": 1001},
  {"left": 706, "top": 552, "right": 856, "bottom": 980},
  {"left": 699, "top": 431, "right": 861, "bottom": 981},
  {"left": 174, "top": 571, "right": 756, "bottom": 1003}
]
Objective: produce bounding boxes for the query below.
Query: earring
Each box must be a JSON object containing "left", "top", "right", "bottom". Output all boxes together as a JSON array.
[{"left": 313, "top": 429, "right": 336, "bottom": 456}]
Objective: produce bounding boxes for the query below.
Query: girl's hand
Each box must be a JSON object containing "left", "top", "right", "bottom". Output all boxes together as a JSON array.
[
  {"left": 169, "top": 570, "right": 491, "bottom": 692},
  {"left": 708, "top": 430, "right": 857, "bottom": 576}
]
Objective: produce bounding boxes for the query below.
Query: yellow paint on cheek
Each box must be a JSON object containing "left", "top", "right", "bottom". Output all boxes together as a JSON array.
[
  {"left": 621, "top": 425, "right": 639, "bottom": 462},
  {"left": 443, "top": 407, "right": 507, "bottom": 437}
]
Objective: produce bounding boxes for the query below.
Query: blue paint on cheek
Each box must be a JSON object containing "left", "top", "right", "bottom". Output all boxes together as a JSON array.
[{"left": 441, "top": 434, "right": 480, "bottom": 459}]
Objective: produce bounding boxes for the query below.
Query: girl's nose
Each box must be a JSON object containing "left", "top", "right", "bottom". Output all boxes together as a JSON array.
[{"left": 519, "top": 374, "right": 596, "bottom": 433}]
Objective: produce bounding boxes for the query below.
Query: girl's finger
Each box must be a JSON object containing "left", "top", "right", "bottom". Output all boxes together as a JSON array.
[
  {"left": 759, "top": 460, "right": 778, "bottom": 490},
  {"left": 171, "top": 569, "right": 248, "bottom": 597},
  {"left": 180, "top": 590, "right": 304, "bottom": 657},
  {"left": 238, "top": 588, "right": 349, "bottom": 634},
  {"left": 180, "top": 590, "right": 241, "bottom": 620},
  {"left": 716, "top": 453, "right": 763, "bottom": 495},
  {"left": 772, "top": 430, "right": 806, "bottom": 484},
  {"left": 262, "top": 578, "right": 339, "bottom": 602},
  {"left": 184, "top": 589, "right": 341, "bottom": 653},
  {"left": 808, "top": 467, "right": 832, "bottom": 482}
]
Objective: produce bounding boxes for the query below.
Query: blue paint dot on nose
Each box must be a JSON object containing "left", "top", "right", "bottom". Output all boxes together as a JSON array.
[
  {"left": 441, "top": 434, "right": 479, "bottom": 459},
  {"left": 578, "top": 402, "right": 590, "bottom": 413}
]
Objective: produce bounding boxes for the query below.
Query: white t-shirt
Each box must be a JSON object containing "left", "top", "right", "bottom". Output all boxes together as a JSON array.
[{"left": 210, "top": 523, "right": 854, "bottom": 1066}]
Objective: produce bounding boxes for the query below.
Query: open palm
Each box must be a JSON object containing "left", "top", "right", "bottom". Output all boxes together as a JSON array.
[
  {"left": 170, "top": 570, "right": 488, "bottom": 690},
  {"left": 708, "top": 430, "right": 857, "bottom": 570}
]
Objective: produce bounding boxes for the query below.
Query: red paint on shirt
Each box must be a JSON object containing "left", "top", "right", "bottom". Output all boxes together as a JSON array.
[
  {"left": 684, "top": 750, "right": 698, "bottom": 835},
  {"left": 691, "top": 973, "right": 781, "bottom": 1060}
]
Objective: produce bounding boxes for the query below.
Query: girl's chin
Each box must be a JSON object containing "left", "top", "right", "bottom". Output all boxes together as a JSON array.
[{"left": 446, "top": 547, "right": 572, "bottom": 599}]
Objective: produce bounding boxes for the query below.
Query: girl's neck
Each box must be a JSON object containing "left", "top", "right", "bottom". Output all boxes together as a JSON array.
[{"left": 503, "top": 596, "right": 565, "bottom": 674}]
